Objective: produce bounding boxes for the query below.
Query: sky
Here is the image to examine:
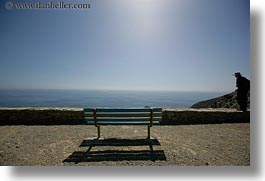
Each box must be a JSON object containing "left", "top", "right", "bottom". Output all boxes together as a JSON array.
[{"left": 0, "top": 0, "right": 250, "bottom": 92}]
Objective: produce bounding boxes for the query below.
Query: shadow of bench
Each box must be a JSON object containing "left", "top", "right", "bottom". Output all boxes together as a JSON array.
[{"left": 63, "top": 138, "right": 166, "bottom": 163}]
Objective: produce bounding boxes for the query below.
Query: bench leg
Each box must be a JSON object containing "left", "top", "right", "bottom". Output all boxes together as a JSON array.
[
  {"left": 147, "top": 125, "right": 150, "bottom": 139},
  {"left": 97, "top": 126, "right": 101, "bottom": 138}
]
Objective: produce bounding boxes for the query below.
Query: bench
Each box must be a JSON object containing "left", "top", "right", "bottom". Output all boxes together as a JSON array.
[{"left": 84, "top": 108, "right": 162, "bottom": 139}]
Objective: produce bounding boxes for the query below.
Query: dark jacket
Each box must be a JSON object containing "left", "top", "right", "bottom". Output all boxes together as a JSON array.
[{"left": 236, "top": 76, "right": 250, "bottom": 93}]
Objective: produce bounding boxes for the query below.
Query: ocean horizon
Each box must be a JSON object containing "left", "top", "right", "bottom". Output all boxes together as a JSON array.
[{"left": 0, "top": 89, "right": 226, "bottom": 108}]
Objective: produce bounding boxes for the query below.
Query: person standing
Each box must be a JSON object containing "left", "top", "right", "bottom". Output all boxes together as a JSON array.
[{"left": 234, "top": 72, "right": 250, "bottom": 112}]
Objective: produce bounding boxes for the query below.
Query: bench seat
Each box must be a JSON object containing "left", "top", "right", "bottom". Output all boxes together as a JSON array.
[{"left": 84, "top": 108, "right": 162, "bottom": 138}]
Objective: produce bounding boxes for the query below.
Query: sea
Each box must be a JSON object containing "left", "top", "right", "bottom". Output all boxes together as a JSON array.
[{"left": 0, "top": 89, "right": 225, "bottom": 108}]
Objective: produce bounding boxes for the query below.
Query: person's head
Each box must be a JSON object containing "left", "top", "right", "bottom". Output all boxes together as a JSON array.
[{"left": 234, "top": 72, "right": 241, "bottom": 78}]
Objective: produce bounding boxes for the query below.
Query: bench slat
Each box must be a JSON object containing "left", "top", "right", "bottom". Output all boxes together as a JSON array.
[
  {"left": 85, "top": 121, "right": 149, "bottom": 125},
  {"left": 152, "top": 108, "right": 162, "bottom": 112},
  {"left": 84, "top": 115, "right": 94, "bottom": 118},
  {"left": 84, "top": 108, "right": 162, "bottom": 112},
  {"left": 85, "top": 113, "right": 149, "bottom": 117},
  {"left": 96, "top": 121, "right": 160, "bottom": 125},
  {"left": 85, "top": 113, "right": 162, "bottom": 117},
  {"left": 153, "top": 117, "right": 162, "bottom": 121},
  {"left": 85, "top": 117, "right": 161, "bottom": 121},
  {"left": 152, "top": 113, "right": 162, "bottom": 117},
  {"left": 83, "top": 108, "right": 95, "bottom": 112},
  {"left": 85, "top": 120, "right": 160, "bottom": 125},
  {"left": 95, "top": 109, "right": 151, "bottom": 112},
  {"left": 87, "top": 118, "right": 150, "bottom": 122},
  {"left": 97, "top": 121, "right": 160, "bottom": 126}
]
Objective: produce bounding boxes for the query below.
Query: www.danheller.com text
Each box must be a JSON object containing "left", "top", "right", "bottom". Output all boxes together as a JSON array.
[{"left": 5, "top": 1, "right": 91, "bottom": 10}]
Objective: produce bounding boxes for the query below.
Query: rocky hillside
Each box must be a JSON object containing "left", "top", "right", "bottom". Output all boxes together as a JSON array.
[{"left": 191, "top": 91, "right": 250, "bottom": 109}]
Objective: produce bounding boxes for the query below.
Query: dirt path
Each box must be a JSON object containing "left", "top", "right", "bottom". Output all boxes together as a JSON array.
[{"left": 0, "top": 123, "right": 250, "bottom": 166}]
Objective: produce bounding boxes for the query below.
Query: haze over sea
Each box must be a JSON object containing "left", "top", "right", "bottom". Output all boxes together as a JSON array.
[{"left": 0, "top": 89, "right": 225, "bottom": 108}]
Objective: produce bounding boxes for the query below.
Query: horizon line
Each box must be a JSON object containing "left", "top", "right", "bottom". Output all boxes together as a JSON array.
[{"left": 0, "top": 88, "right": 230, "bottom": 93}]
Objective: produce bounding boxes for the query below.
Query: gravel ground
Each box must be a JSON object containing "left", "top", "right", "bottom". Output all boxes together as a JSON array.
[{"left": 0, "top": 123, "right": 250, "bottom": 166}]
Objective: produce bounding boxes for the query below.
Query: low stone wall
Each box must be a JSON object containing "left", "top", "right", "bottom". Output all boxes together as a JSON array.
[
  {"left": 0, "top": 108, "right": 84, "bottom": 125},
  {"left": 0, "top": 108, "right": 250, "bottom": 125},
  {"left": 162, "top": 108, "right": 250, "bottom": 125}
]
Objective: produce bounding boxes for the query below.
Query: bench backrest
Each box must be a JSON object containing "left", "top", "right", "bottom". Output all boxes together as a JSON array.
[{"left": 84, "top": 108, "right": 162, "bottom": 125}]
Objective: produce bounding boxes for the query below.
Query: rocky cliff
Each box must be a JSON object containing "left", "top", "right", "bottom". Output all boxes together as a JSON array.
[{"left": 191, "top": 91, "right": 250, "bottom": 109}]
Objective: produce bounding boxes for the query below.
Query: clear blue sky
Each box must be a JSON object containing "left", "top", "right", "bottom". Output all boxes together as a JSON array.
[{"left": 0, "top": 0, "right": 249, "bottom": 92}]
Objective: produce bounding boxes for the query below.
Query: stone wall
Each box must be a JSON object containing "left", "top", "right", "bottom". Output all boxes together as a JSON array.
[
  {"left": 0, "top": 108, "right": 84, "bottom": 125},
  {"left": 0, "top": 108, "right": 250, "bottom": 125},
  {"left": 162, "top": 109, "right": 250, "bottom": 125}
]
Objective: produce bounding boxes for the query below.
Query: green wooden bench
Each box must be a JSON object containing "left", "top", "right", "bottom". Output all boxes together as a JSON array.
[{"left": 84, "top": 108, "right": 162, "bottom": 139}]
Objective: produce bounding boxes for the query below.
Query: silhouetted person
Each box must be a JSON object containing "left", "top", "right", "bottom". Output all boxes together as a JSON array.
[{"left": 234, "top": 72, "right": 250, "bottom": 112}]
